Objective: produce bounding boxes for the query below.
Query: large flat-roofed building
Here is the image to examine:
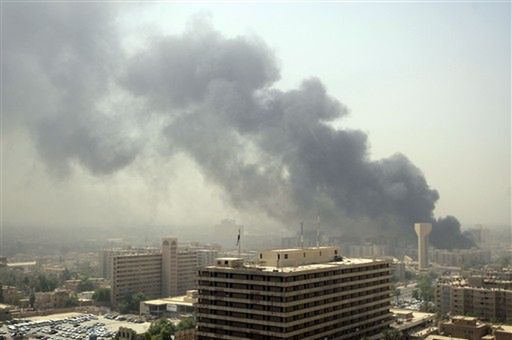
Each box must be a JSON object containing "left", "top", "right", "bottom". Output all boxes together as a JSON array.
[
  {"left": 140, "top": 290, "right": 197, "bottom": 317},
  {"left": 177, "top": 250, "right": 198, "bottom": 295},
  {"left": 435, "top": 276, "right": 512, "bottom": 322},
  {"left": 432, "top": 248, "right": 491, "bottom": 268},
  {"left": 111, "top": 252, "right": 163, "bottom": 307},
  {"left": 196, "top": 247, "right": 392, "bottom": 339},
  {"left": 99, "top": 247, "right": 158, "bottom": 280}
]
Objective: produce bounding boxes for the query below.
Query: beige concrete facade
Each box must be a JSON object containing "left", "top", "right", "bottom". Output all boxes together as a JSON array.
[
  {"left": 162, "top": 237, "right": 178, "bottom": 297},
  {"left": 435, "top": 278, "right": 512, "bottom": 322},
  {"left": 259, "top": 246, "right": 340, "bottom": 267},
  {"left": 99, "top": 248, "right": 158, "bottom": 280},
  {"left": 110, "top": 253, "right": 163, "bottom": 308},
  {"left": 177, "top": 250, "right": 198, "bottom": 295},
  {"left": 110, "top": 238, "right": 201, "bottom": 308},
  {"left": 196, "top": 247, "right": 392, "bottom": 339},
  {"left": 432, "top": 248, "right": 491, "bottom": 267},
  {"left": 197, "top": 249, "right": 219, "bottom": 268},
  {"left": 140, "top": 290, "right": 197, "bottom": 317},
  {"left": 439, "top": 316, "right": 490, "bottom": 340}
]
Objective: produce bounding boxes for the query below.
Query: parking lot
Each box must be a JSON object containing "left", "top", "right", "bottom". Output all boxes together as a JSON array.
[{"left": 0, "top": 312, "right": 151, "bottom": 339}]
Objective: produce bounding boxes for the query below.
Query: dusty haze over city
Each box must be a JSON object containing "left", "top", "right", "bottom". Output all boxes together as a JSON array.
[{"left": 1, "top": 2, "right": 510, "bottom": 250}]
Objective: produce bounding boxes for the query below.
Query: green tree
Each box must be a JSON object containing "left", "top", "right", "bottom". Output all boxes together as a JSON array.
[
  {"left": 92, "top": 288, "right": 111, "bottom": 305},
  {"left": 118, "top": 292, "right": 147, "bottom": 313},
  {"left": 417, "top": 273, "right": 434, "bottom": 301},
  {"left": 61, "top": 268, "right": 74, "bottom": 281},
  {"left": 76, "top": 277, "right": 94, "bottom": 292},
  {"left": 65, "top": 294, "right": 79, "bottom": 307},
  {"left": 383, "top": 329, "right": 404, "bottom": 340},
  {"left": 145, "top": 318, "right": 176, "bottom": 339},
  {"left": 176, "top": 317, "right": 196, "bottom": 331},
  {"left": 0, "top": 284, "right": 4, "bottom": 303},
  {"left": 498, "top": 256, "right": 511, "bottom": 268},
  {"left": 29, "top": 290, "right": 36, "bottom": 309},
  {"left": 412, "top": 289, "right": 420, "bottom": 300},
  {"left": 393, "top": 288, "right": 401, "bottom": 304}
]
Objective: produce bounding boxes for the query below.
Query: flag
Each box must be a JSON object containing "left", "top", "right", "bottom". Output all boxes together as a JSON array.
[{"left": 236, "top": 228, "right": 240, "bottom": 246}]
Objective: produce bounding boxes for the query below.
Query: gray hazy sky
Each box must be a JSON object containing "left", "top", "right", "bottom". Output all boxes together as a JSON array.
[{"left": 2, "top": 2, "right": 510, "bottom": 233}]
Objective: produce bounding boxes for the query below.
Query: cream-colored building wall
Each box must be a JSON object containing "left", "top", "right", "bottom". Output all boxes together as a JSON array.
[{"left": 260, "top": 246, "right": 340, "bottom": 267}]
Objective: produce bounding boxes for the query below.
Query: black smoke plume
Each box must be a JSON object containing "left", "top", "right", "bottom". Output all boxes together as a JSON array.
[{"left": 3, "top": 4, "right": 473, "bottom": 249}]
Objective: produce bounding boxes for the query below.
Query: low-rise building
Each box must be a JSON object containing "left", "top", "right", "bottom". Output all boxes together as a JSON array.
[
  {"left": 439, "top": 316, "right": 491, "bottom": 340},
  {"left": 390, "top": 308, "right": 436, "bottom": 336},
  {"left": 6, "top": 261, "right": 37, "bottom": 273},
  {"left": 492, "top": 325, "right": 512, "bottom": 340},
  {"left": 34, "top": 289, "right": 71, "bottom": 309},
  {"left": 435, "top": 276, "right": 512, "bottom": 322},
  {"left": 432, "top": 248, "right": 491, "bottom": 267},
  {"left": 140, "top": 290, "right": 197, "bottom": 317},
  {"left": 1, "top": 285, "right": 24, "bottom": 305},
  {"left": 0, "top": 303, "right": 14, "bottom": 321}
]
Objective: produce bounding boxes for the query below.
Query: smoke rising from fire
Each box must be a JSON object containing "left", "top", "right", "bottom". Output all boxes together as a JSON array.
[{"left": 2, "top": 3, "right": 474, "bottom": 248}]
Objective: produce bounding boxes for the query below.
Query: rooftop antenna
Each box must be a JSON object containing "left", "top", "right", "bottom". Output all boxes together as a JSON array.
[
  {"left": 237, "top": 226, "right": 242, "bottom": 256},
  {"left": 316, "top": 215, "right": 320, "bottom": 248},
  {"left": 300, "top": 222, "right": 304, "bottom": 249}
]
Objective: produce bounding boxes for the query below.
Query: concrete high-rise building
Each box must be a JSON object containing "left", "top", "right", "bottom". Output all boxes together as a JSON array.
[
  {"left": 110, "top": 252, "right": 162, "bottom": 307},
  {"left": 177, "top": 250, "right": 198, "bottom": 296},
  {"left": 109, "top": 237, "right": 203, "bottom": 308},
  {"left": 196, "top": 249, "right": 219, "bottom": 268},
  {"left": 196, "top": 247, "right": 392, "bottom": 339},
  {"left": 161, "top": 238, "right": 199, "bottom": 297},
  {"left": 414, "top": 223, "right": 432, "bottom": 270},
  {"left": 99, "top": 247, "right": 158, "bottom": 279}
]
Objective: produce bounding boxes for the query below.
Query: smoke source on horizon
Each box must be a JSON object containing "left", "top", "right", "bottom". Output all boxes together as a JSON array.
[{"left": 2, "top": 3, "right": 474, "bottom": 249}]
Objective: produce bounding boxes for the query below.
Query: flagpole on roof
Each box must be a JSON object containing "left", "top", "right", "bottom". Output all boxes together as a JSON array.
[{"left": 237, "top": 227, "right": 241, "bottom": 256}]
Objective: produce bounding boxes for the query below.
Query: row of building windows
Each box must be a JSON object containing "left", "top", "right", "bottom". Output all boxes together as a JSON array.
[
  {"left": 197, "top": 308, "right": 390, "bottom": 337},
  {"left": 198, "top": 273, "right": 389, "bottom": 293},
  {"left": 199, "top": 288, "right": 389, "bottom": 313},
  {"left": 199, "top": 264, "right": 388, "bottom": 282},
  {"left": 197, "top": 299, "right": 389, "bottom": 325},
  {"left": 198, "top": 279, "right": 389, "bottom": 306}
]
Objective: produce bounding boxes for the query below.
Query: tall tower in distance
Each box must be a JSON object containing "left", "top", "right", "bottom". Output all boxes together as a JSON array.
[
  {"left": 161, "top": 237, "right": 178, "bottom": 296},
  {"left": 414, "top": 223, "right": 432, "bottom": 270}
]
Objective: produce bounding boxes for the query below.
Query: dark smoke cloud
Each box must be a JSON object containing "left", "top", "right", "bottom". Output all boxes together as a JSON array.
[
  {"left": 3, "top": 2, "right": 142, "bottom": 176},
  {"left": 3, "top": 4, "right": 473, "bottom": 248},
  {"left": 123, "top": 18, "right": 472, "bottom": 248}
]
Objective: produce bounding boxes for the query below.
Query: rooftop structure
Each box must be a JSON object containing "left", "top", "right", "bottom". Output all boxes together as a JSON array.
[{"left": 390, "top": 308, "right": 436, "bottom": 334}]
